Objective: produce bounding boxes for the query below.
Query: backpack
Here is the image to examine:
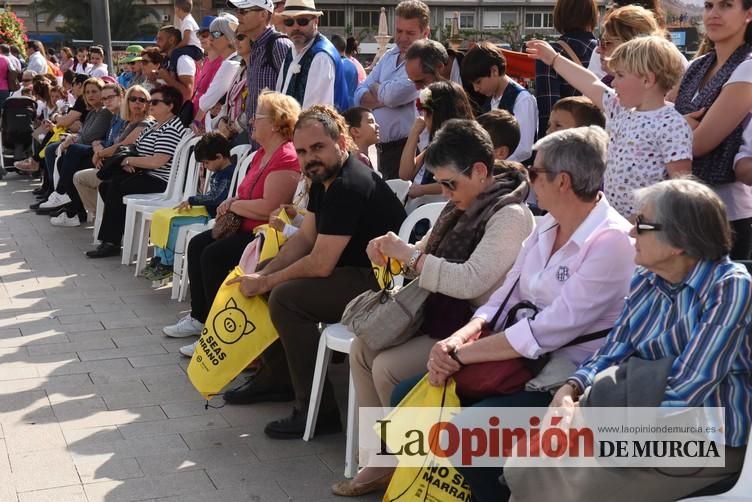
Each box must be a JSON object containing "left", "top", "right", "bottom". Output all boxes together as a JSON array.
[{"left": 263, "top": 32, "right": 288, "bottom": 74}]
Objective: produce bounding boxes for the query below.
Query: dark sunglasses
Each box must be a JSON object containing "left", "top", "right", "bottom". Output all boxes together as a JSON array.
[
  {"left": 210, "top": 30, "right": 225, "bottom": 39},
  {"left": 283, "top": 16, "right": 313, "bottom": 27},
  {"left": 129, "top": 96, "right": 148, "bottom": 103},
  {"left": 527, "top": 166, "right": 548, "bottom": 183},
  {"left": 634, "top": 214, "right": 663, "bottom": 234},
  {"left": 435, "top": 165, "right": 472, "bottom": 191},
  {"left": 236, "top": 33, "right": 248, "bottom": 41},
  {"left": 149, "top": 98, "right": 166, "bottom": 105}
]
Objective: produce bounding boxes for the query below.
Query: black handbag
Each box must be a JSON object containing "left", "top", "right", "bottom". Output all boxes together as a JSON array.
[{"left": 97, "top": 145, "right": 140, "bottom": 181}]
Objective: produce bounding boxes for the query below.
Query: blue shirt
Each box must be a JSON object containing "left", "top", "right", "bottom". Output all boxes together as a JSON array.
[
  {"left": 104, "top": 115, "right": 127, "bottom": 148},
  {"left": 188, "top": 163, "right": 235, "bottom": 217},
  {"left": 571, "top": 258, "right": 752, "bottom": 446}
]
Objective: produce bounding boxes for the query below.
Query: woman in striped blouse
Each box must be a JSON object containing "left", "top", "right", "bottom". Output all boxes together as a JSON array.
[
  {"left": 509, "top": 178, "right": 752, "bottom": 501},
  {"left": 87, "top": 85, "right": 187, "bottom": 258}
]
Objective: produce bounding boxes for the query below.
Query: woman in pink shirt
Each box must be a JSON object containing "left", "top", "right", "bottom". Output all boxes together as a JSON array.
[{"left": 0, "top": 53, "right": 11, "bottom": 109}]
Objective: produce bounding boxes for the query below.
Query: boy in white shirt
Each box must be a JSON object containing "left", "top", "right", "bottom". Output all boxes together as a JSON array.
[
  {"left": 173, "top": 0, "right": 204, "bottom": 62},
  {"left": 527, "top": 35, "right": 692, "bottom": 220}
]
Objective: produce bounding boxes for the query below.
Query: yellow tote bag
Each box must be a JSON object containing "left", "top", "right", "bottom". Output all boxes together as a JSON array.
[
  {"left": 380, "top": 376, "right": 471, "bottom": 502},
  {"left": 187, "top": 266, "right": 279, "bottom": 399},
  {"left": 38, "top": 126, "right": 68, "bottom": 159},
  {"left": 150, "top": 206, "right": 209, "bottom": 248},
  {"left": 253, "top": 209, "right": 292, "bottom": 264},
  {"left": 372, "top": 258, "right": 403, "bottom": 290}
]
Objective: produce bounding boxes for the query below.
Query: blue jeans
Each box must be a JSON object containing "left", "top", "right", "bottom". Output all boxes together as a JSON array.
[
  {"left": 154, "top": 215, "right": 209, "bottom": 266},
  {"left": 44, "top": 141, "right": 62, "bottom": 180},
  {"left": 391, "top": 374, "right": 553, "bottom": 502}
]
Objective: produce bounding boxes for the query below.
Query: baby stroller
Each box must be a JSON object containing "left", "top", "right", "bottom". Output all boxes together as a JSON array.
[{"left": 0, "top": 96, "right": 36, "bottom": 177}]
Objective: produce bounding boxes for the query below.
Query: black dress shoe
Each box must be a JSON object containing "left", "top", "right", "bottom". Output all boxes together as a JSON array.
[
  {"left": 32, "top": 186, "right": 46, "bottom": 195},
  {"left": 29, "top": 199, "right": 46, "bottom": 210},
  {"left": 222, "top": 375, "right": 294, "bottom": 405},
  {"left": 264, "top": 407, "right": 342, "bottom": 440},
  {"left": 36, "top": 203, "right": 70, "bottom": 215},
  {"left": 86, "top": 242, "right": 121, "bottom": 258},
  {"left": 48, "top": 206, "right": 69, "bottom": 218}
]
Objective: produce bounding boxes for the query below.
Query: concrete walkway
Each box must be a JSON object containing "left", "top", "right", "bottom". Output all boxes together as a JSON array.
[{"left": 0, "top": 174, "right": 378, "bottom": 501}]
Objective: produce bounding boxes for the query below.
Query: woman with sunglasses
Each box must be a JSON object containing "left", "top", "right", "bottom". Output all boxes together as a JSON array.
[
  {"left": 87, "top": 85, "right": 187, "bottom": 258},
  {"left": 67, "top": 86, "right": 155, "bottom": 225},
  {"left": 194, "top": 14, "right": 241, "bottom": 127},
  {"left": 507, "top": 178, "right": 752, "bottom": 501},
  {"left": 385, "top": 126, "right": 636, "bottom": 502},
  {"left": 336, "top": 119, "right": 535, "bottom": 497}
]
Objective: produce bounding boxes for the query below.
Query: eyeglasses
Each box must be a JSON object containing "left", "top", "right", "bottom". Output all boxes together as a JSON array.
[
  {"left": 634, "top": 214, "right": 663, "bottom": 234},
  {"left": 527, "top": 166, "right": 549, "bottom": 183},
  {"left": 129, "top": 96, "right": 148, "bottom": 103},
  {"left": 236, "top": 33, "right": 248, "bottom": 41},
  {"left": 149, "top": 98, "right": 166, "bottom": 106},
  {"left": 283, "top": 16, "right": 314, "bottom": 27},
  {"left": 435, "top": 165, "right": 473, "bottom": 191},
  {"left": 210, "top": 31, "right": 225, "bottom": 39}
]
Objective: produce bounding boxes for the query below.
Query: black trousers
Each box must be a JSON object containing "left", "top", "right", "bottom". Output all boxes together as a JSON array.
[
  {"left": 376, "top": 137, "right": 408, "bottom": 180},
  {"left": 187, "top": 229, "right": 254, "bottom": 323},
  {"left": 97, "top": 172, "right": 166, "bottom": 245},
  {"left": 730, "top": 218, "right": 752, "bottom": 260}
]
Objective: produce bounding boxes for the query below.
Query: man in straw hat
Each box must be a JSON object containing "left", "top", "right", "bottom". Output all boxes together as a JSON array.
[
  {"left": 274, "top": 0, "right": 351, "bottom": 111},
  {"left": 354, "top": 0, "right": 430, "bottom": 180}
]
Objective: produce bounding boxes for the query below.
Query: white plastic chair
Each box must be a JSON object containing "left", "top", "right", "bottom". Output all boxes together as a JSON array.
[
  {"left": 679, "top": 426, "right": 752, "bottom": 501},
  {"left": 172, "top": 151, "right": 256, "bottom": 301},
  {"left": 303, "top": 201, "right": 447, "bottom": 479},
  {"left": 119, "top": 132, "right": 196, "bottom": 265},
  {"left": 385, "top": 178, "right": 412, "bottom": 205},
  {"left": 133, "top": 148, "right": 206, "bottom": 276},
  {"left": 405, "top": 193, "right": 448, "bottom": 214}
]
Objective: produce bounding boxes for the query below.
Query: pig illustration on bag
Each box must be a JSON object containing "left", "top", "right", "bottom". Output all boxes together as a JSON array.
[{"left": 211, "top": 298, "right": 256, "bottom": 344}]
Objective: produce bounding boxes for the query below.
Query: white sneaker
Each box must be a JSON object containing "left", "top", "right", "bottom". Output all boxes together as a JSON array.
[
  {"left": 179, "top": 340, "right": 198, "bottom": 358},
  {"left": 163, "top": 314, "right": 204, "bottom": 338},
  {"left": 50, "top": 213, "right": 81, "bottom": 227},
  {"left": 39, "top": 192, "right": 71, "bottom": 209}
]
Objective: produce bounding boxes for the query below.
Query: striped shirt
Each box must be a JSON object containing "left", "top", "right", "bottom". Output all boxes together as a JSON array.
[
  {"left": 134, "top": 115, "right": 187, "bottom": 182},
  {"left": 571, "top": 258, "right": 752, "bottom": 446}
]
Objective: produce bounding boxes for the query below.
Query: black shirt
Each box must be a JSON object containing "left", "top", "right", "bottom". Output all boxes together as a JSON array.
[
  {"left": 71, "top": 95, "right": 89, "bottom": 123},
  {"left": 307, "top": 154, "right": 407, "bottom": 269}
]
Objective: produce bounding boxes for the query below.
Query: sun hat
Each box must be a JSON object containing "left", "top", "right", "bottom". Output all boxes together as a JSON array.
[
  {"left": 119, "top": 45, "right": 144, "bottom": 64},
  {"left": 280, "top": 0, "right": 323, "bottom": 17},
  {"left": 227, "top": 0, "right": 274, "bottom": 12},
  {"left": 198, "top": 15, "right": 217, "bottom": 33},
  {"left": 209, "top": 14, "right": 240, "bottom": 44}
]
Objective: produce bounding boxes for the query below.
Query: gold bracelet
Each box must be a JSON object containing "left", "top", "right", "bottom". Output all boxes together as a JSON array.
[{"left": 551, "top": 52, "right": 561, "bottom": 68}]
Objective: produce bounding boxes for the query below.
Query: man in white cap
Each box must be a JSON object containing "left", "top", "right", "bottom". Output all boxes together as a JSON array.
[
  {"left": 354, "top": 0, "right": 430, "bottom": 180},
  {"left": 228, "top": 0, "right": 292, "bottom": 145},
  {"left": 274, "top": 0, "right": 351, "bottom": 111}
]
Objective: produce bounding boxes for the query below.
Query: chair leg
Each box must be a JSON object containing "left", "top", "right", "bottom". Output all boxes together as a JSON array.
[
  {"left": 344, "top": 368, "right": 359, "bottom": 479},
  {"left": 304, "top": 335, "right": 333, "bottom": 441},
  {"left": 134, "top": 215, "right": 151, "bottom": 277},
  {"left": 93, "top": 194, "right": 104, "bottom": 245},
  {"left": 171, "top": 252, "right": 182, "bottom": 300}
]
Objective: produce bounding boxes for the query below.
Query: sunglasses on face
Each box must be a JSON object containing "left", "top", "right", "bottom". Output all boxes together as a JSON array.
[
  {"left": 149, "top": 98, "right": 165, "bottom": 106},
  {"left": 283, "top": 16, "right": 314, "bottom": 27},
  {"left": 634, "top": 214, "right": 663, "bottom": 234},
  {"left": 527, "top": 166, "right": 548, "bottom": 183},
  {"left": 129, "top": 96, "right": 148, "bottom": 103},
  {"left": 435, "top": 165, "right": 472, "bottom": 191},
  {"left": 210, "top": 31, "right": 225, "bottom": 39}
]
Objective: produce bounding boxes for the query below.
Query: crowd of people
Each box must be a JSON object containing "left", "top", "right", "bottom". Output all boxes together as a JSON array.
[{"left": 3, "top": 0, "right": 752, "bottom": 499}]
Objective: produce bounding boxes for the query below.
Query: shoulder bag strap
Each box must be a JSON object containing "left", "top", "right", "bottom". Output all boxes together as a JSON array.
[
  {"left": 487, "top": 277, "right": 520, "bottom": 329},
  {"left": 556, "top": 40, "right": 583, "bottom": 67}
]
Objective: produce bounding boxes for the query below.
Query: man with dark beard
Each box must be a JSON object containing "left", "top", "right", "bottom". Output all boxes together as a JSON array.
[{"left": 223, "top": 106, "right": 406, "bottom": 439}]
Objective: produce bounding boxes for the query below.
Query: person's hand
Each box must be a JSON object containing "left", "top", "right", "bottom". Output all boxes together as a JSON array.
[
  {"left": 156, "top": 68, "right": 171, "bottom": 82},
  {"left": 174, "top": 200, "right": 191, "bottom": 212},
  {"left": 525, "top": 40, "right": 559, "bottom": 66},
  {"left": 43, "top": 118, "right": 54, "bottom": 129},
  {"left": 411, "top": 115, "right": 426, "bottom": 136},
  {"left": 92, "top": 142, "right": 103, "bottom": 153},
  {"left": 684, "top": 108, "right": 706, "bottom": 131},
  {"left": 225, "top": 273, "right": 271, "bottom": 297},
  {"left": 550, "top": 382, "right": 580, "bottom": 409},
  {"left": 217, "top": 119, "right": 234, "bottom": 139},
  {"left": 121, "top": 157, "right": 136, "bottom": 173},
  {"left": 281, "top": 204, "right": 298, "bottom": 220},
  {"left": 216, "top": 197, "right": 235, "bottom": 217},
  {"left": 407, "top": 183, "right": 426, "bottom": 199},
  {"left": 427, "top": 337, "right": 463, "bottom": 378},
  {"left": 367, "top": 232, "right": 412, "bottom": 265}
]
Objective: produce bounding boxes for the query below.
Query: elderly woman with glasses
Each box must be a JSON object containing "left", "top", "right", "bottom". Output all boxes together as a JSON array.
[
  {"left": 378, "top": 126, "right": 637, "bottom": 502},
  {"left": 86, "top": 85, "right": 187, "bottom": 258},
  {"left": 194, "top": 14, "right": 241, "bottom": 126},
  {"left": 507, "top": 178, "right": 752, "bottom": 501},
  {"left": 334, "top": 119, "right": 535, "bottom": 497}
]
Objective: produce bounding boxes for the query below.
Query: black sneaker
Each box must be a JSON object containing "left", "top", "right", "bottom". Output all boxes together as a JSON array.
[
  {"left": 222, "top": 374, "right": 294, "bottom": 405},
  {"left": 264, "top": 407, "right": 342, "bottom": 440}
]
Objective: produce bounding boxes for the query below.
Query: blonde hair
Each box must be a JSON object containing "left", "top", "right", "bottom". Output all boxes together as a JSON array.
[
  {"left": 257, "top": 90, "right": 302, "bottom": 141},
  {"left": 607, "top": 35, "right": 685, "bottom": 91},
  {"left": 121, "top": 85, "right": 151, "bottom": 122},
  {"left": 603, "top": 5, "right": 664, "bottom": 43}
]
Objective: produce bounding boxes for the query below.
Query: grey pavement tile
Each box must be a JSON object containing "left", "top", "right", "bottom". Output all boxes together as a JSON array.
[
  {"left": 17, "top": 485, "right": 88, "bottom": 502},
  {"left": 61, "top": 426, "right": 124, "bottom": 447},
  {"left": 88, "top": 363, "right": 186, "bottom": 384},
  {"left": 68, "top": 433, "right": 188, "bottom": 459},
  {"left": 83, "top": 470, "right": 214, "bottom": 502},
  {"left": 128, "top": 353, "right": 186, "bottom": 368},
  {"left": 77, "top": 343, "right": 167, "bottom": 362},
  {"left": 58, "top": 405, "right": 167, "bottom": 430},
  {"left": 118, "top": 412, "right": 231, "bottom": 439},
  {"left": 35, "top": 357, "right": 134, "bottom": 378},
  {"left": 25, "top": 337, "right": 117, "bottom": 357},
  {"left": 155, "top": 485, "right": 291, "bottom": 502},
  {"left": 102, "top": 386, "right": 201, "bottom": 410},
  {"left": 135, "top": 445, "right": 259, "bottom": 476},
  {"left": 10, "top": 449, "right": 80, "bottom": 492},
  {"left": 74, "top": 455, "right": 144, "bottom": 484},
  {"left": 3, "top": 422, "right": 68, "bottom": 454},
  {"left": 0, "top": 330, "right": 70, "bottom": 348},
  {"left": 178, "top": 426, "right": 258, "bottom": 450}
]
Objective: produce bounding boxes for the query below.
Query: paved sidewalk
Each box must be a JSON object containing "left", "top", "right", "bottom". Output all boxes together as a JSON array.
[{"left": 0, "top": 174, "right": 379, "bottom": 501}]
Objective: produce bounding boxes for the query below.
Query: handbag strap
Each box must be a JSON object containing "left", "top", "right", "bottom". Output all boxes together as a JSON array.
[
  {"left": 556, "top": 40, "right": 583, "bottom": 67},
  {"left": 561, "top": 327, "right": 611, "bottom": 349},
  {"left": 487, "top": 277, "right": 520, "bottom": 329}
]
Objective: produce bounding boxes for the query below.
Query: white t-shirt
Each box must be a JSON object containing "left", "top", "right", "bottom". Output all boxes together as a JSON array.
[
  {"left": 275, "top": 40, "right": 335, "bottom": 109},
  {"left": 90, "top": 63, "right": 108, "bottom": 77},
  {"left": 176, "top": 54, "right": 197, "bottom": 77},
  {"left": 180, "top": 14, "right": 202, "bottom": 50},
  {"left": 602, "top": 88, "right": 693, "bottom": 218},
  {"left": 490, "top": 85, "right": 538, "bottom": 164},
  {"left": 713, "top": 59, "right": 752, "bottom": 221},
  {"left": 74, "top": 62, "right": 92, "bottom": 75}
]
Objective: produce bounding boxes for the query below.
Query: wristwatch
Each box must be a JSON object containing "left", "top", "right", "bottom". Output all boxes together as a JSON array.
[
  {"left": 406, "top": 248, "right": 423, "bottom": 274},
  {"left": 449, "top": 346, "right": 466, "bottom": 367}
]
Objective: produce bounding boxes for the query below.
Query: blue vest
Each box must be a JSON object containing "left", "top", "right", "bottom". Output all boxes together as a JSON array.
[
  {"left": 282, "top": 34, "right": 352, "bottom": 111},
  {"left": 483, "top": 79, "right": 525, "bottom": 114}
]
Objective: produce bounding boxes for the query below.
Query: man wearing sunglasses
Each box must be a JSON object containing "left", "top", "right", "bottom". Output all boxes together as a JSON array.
[
  {"left": 228, "top": 0, "right": 292, "bottom": 146},
  {"left": 273, "top": 0, "right": 351, "bottom": 111},
  {"left": 354, "top": 0, "right": 430, "bottom": 180}
]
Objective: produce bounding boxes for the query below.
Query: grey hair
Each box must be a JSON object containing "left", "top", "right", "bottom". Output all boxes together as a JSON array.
[
  {"left": 405, "top": 39, "right": 449, "bottom": 77},
  {"left": 209, "top": 14, "right": 239, "bottom": 47},
  {"left": 533, "top": 125, "right": 608, "bottom": 201},
  {"left": 634, "top": 178, "right": 732, "bottom": 260}
]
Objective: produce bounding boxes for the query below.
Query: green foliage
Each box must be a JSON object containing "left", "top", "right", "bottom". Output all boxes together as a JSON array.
[
  {"left": 35, "top": 0, "right": 160, "bottom": 40},
  {"left": 0, "top": 10, "right": 28, "bottom": 56}
]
